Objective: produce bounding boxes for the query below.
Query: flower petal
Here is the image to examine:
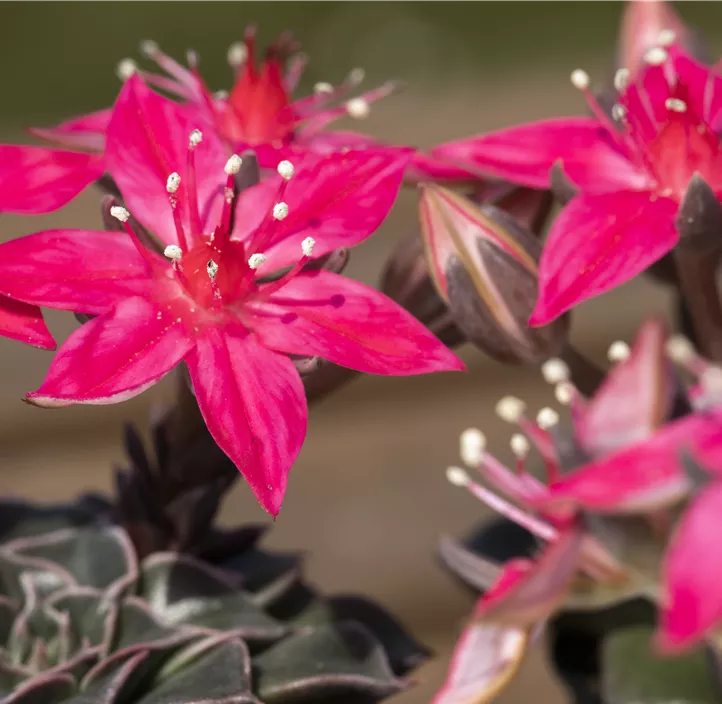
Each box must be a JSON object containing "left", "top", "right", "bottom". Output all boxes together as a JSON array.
[
  {"left": 26, "top": 297, "right": 193, "bottom": 407},
  {"left": 0, "top": 145, "right": 105, "bottom": 215},
  {"left": 431, "top": 118, "right": 641, "bottom": 191},
  {"left": 659, "top": 481, "right": 722, "bottom": 652},
  {"left": 575, "top": 317, "right": 674, "bottom": 456},
  {"left": 672, "top": 52, "right": 722, "bottom": 130},
  {"left": 105, "top": 75, "right": 227, "bottom": 247},
  {"left": 0, "top": 229, "right": 154, "bottom": 314},
  {"left": 28, "top": 108, "right": 111, "bottom": 151},
  {"left": 0, "top": 297, "right": 55, "bottom": 350},
  {"left": 246, "top": 269, "right": 465, "bottom": 375},
  {"left": 185, "top": 327, "right": 307, "bottom": 517},
  {"left": 232, "top": 148, "right": 413, "bottom": 270},
  {"left": 530, "top": 192, "right": 678, "bottom": 325}
]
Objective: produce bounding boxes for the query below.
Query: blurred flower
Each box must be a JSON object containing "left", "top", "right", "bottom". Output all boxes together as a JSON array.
[
  {"left": 0, "top": 77, "right": 463, "bottom": 517},
  {"left": 432, "top": 44, "right": 722, "bottom": 324},
  {"left": 418, "top": 184, "right": 567, "bottom": 364}
]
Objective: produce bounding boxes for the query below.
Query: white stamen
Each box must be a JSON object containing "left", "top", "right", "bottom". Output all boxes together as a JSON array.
[
  {"left": 460, "top": 428, "right": 486, "bottom": 467},
  {"left": 510, "top": 433, "right": 530, "bottom": 459},
  {"left": 224, "top": 154, "right": 242, "bottom": 175},
  {"left": 227, "top": 42, "right": 248, "bottom": 67},
  {"left": 612, "top": 104, "right": 627, "bottom": 121},
  {"left": 214, "top": 90, "right": 229, "bottom": 101},
  {"left": 164, "top": 245, "right": 183, "bottom": 261},
  {"left": 666, "top": 335, "right": 696, "bottom": 363},
  {"left": 248, "top": 253, "right": 266, "bottom": 270},
  {"left": 446, "top": 466, "right": 471, "bottom": 487},
  {"left": 140, "top": 40, "right": 160, "bottom": 56},
  {"left": 666, "top": 98, "right": 687, "bottom": 113},
  {"left": 555, "top": 382, "right": 574, "bottom": 406},
  {"left": 166, "top": 172, "right": 181, "bottom": 194},
  {"left": 273, "top": 202, "right": 289, "bottom": 221},
  {"left": 701, "top": 366, "right": 722, "bottom": 395},
  {"left": 189, "top": 129, "right": 203, "bottom": 148},
  {"left": 314, "top": 82, "right": 334, "bottom": 95},
  {"left": 116, "top": 58, "right": 137, "bottom": 82},
  {"left": 607, "top": 340, "right": 631, "bottom": 362},
  {"left": 536, "top": 407, "right": 560, "bottom": 430},
  {"left": 644, "top": 47, "right": 668, "bottom": 66},
  {"left": 346, "top": 98, "right": 370, "bottom": 120},
  {"left": 348, "top": 67, "right": 365, "bottom": 84},
  {"left": 614, "top": 68, "right": 630, "bottom": 92},
  {"left": 277, "top": 160, "right": 295, "bottom": 180},
  {"left": 657, "top": 29, "right": 677, "bottom": 47},
  {"left": 110, "top": 206, "right": 130, "bottom": 223},
  {"left": 541, "top": 358, "right": 570, "bottom": 385},
  {"left": 207, "top": 260, "right": 219, "bottom": 279},
  {"left": 570, "top": 69, "right": 590, "bottom": 90},
  {"left": 301, "top": 237, "right": 315, "bottom": 257},
  {"left": 495, "top": 396, "right": 526, "bottom": 423}
]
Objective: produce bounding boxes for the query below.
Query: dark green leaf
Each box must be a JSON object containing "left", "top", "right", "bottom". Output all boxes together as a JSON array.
[
  {"left": 602, "top": 626, "right": 720, "bottom": 703},
  {"left": 1, "top": 673, "right": 75, "bottom": 704},
  {"left": 47, "top": 589, "right": 115, "bottom": 651},
  {"left": 254, "top": 623, "right": 404, "bottom": 704},
  {"left": 220, "top": 549, "right": 301, "bottom": 603},
  {"left": 68, "top": 651, "right": 147, "bottom": 704},
  {"left": 0, "top": 501, "right": 106, "bottom": 543}
]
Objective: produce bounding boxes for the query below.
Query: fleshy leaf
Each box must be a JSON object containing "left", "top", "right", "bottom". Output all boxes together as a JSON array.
[
  {"left": 602, "top": 625, "right": 719, "bottom": 704},
  {"left": 254, "top": 623, "right": 404, "bottom": 703},
  {"left": 1, "top": 673, "right": 75, "bottom": 704},
  {"left": 0, "top": 500, "right": 106, "bottom": 543}
]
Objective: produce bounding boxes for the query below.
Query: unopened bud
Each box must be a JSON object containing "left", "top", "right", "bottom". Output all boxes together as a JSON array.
[{"left": 675, "top": 173, "right": 722, "bottom": 250}]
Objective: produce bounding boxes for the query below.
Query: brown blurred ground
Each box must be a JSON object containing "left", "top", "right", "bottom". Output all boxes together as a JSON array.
[{"left": 0, "top": 3, "right": 717, "bottom": 702}]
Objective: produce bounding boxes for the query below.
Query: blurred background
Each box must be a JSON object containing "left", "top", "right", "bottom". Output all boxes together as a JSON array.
[{"left": 1, "top": 2, "right": 722, "bottom": 702}]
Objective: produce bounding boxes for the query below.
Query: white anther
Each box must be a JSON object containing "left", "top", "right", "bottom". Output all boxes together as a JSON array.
[
  {"left": 510, "top": 433, "right": 530, "bottom": 459},
  {"left": 140, "top": 40, "right": 160, "bottom": 56},
  {"left": 612, "top": 104, "right": 627, "bottom": 121},
  {"left": 495, "top": 396, "right": 526, "bottom": 423},
  {"left": 189, "top": 129, "right": 203, "bottom": 148},
  {"left": 166, "top": 172, "right": 181, "bottom": 194},
  {"left": 701, "top": 366, "right": 722, "bottom": 395},
  {"left": 314, "top": 82, "right": 334, "bottom": 95},
  {"left": 460, "top": 428, "right": 486, "bottom": 467},
  {"left": 301, "top": 237, "right": 315, "bottom": 257},
  {"left": 116, "top": 58, "right": 138, "bottom": 82},
  {"left": 164, "top": 245, "right": 183, "bottom": 261},
  {"left": 666, "top": 98, "right": 687, "bottom": 113},
  {"left": 227, "top": 42, "right": 248, "bottom": 67},
  {"left": 248, "top": 253, "right": 266, "bottom": 270},
  {"left": 348, "top": 67, "right": 365, "bottom": 84},
  {"left": 536, "top": 407, "right": 560, "bottom": 430},
  {"left": 214, "top": 90, "right": 229, "bottom": 101},
  {"left": 570, "top": 69, "right": 590, "bottom": 90},
  {"left": 110, "top": 206, "right": 130, "bottom": 223},
  {"left": 446, "top": 466, "right": 471, "bottom": 487},
  {"left": 614, "top": 68, "right": 630, "bottom": 92},
  {"left": 658, "top": 29, "right": 677, "bottom": 47},
  {"left": 346, "top": 98, "right": 370, "bottom": 119},
  {"left": 666, "top": 335, "right": 696, "bottom": 363},
  {"left": 555, "top": 382, "right": 574, "bottom": 406},
  {"left": 207, "top": 259, "right": 219, "bottom": 279},
  {"left": 224, "top": 154, "right": 243, "bottom": 175},
  {"left": 273, "top": 202, "right": 289, "bottom": 221},
  {"left": 607, "top": 340, "right": 631, "bottom": 362},
  {"left": 541, "top": 358, "right": 570, "bottom": 385},
  {"left": 644, "top": 47, "right": 668, "bottom": 66},
  {"left": 277, "top": 160, "right": 295, "bottom": 180}
]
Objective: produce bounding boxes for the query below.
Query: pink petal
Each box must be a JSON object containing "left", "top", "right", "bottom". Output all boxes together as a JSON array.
[
  {"left": 232, "top": 148, "right": 413, "bottom": 270},
  {"left": 105, "top": 75, "right": 227, "bottom": 247},
  {"left": 185, "top": 327, "right": 307, "bottom": 517},
  {"left": 0, "top": 145, "right": 105, "bottom": 215},
  {"left": 245, "top": 269, "right": 465, "bottom": 375},
  {"left": 530, "top": 192, "right": 678, "bottom": 325},
  {"left": 659, "top": 481, "right": 722, "bottom": 652},
  {"left": 405, "top": 152, "right": 479, "bottom": 184},
  {"left": 0, "top": 229, "right": 154, "bottom": 314},
  {"left": 672, "top": 51, "right": 722, "bottom": 130},
  {"left": 28, "top": 108, "right": 111, "bottom": 151},
  {"left": 431, "top": 118, "right": 640, "bottom": 191},
  {"left": 575, "top": 317, "right": 673, "bottom": 456},
  {"left": 26, "top": 297, "right": 193, "bottom": 407},
  {"left": 0, "top": 297, "right": 55, "bottom": 350}
]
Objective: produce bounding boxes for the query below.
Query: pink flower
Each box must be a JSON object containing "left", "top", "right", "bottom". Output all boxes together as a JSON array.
[
  {"left": 0, "top": 109, "right": 109, "bottom": 214},
  {"left": 432, "top": 45, "right": 722, "bottom": 324},
  {"left": 0, "top": 76, "right": 463, "bottom": 516},
  {"left": 0, "top": 297, "right": 55, "bottom": 350},
  {"left": 128, "top": 30, "right": 472, "bottom": 182}
]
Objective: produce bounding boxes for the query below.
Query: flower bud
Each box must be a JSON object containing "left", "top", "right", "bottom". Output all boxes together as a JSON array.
[
  {"left": 675, "top": 173, "right": 722, "bottom": 251},
  {"left": 419, "top": 185, "right": 569, "bottom": 364},
  {"left": 471, "top": 182, "right": 554, "bottom": 236}
]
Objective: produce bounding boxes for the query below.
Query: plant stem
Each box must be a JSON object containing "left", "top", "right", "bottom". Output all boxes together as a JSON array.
[{"left": 673, "top": 248, "right": 722, "bottom": 361}]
